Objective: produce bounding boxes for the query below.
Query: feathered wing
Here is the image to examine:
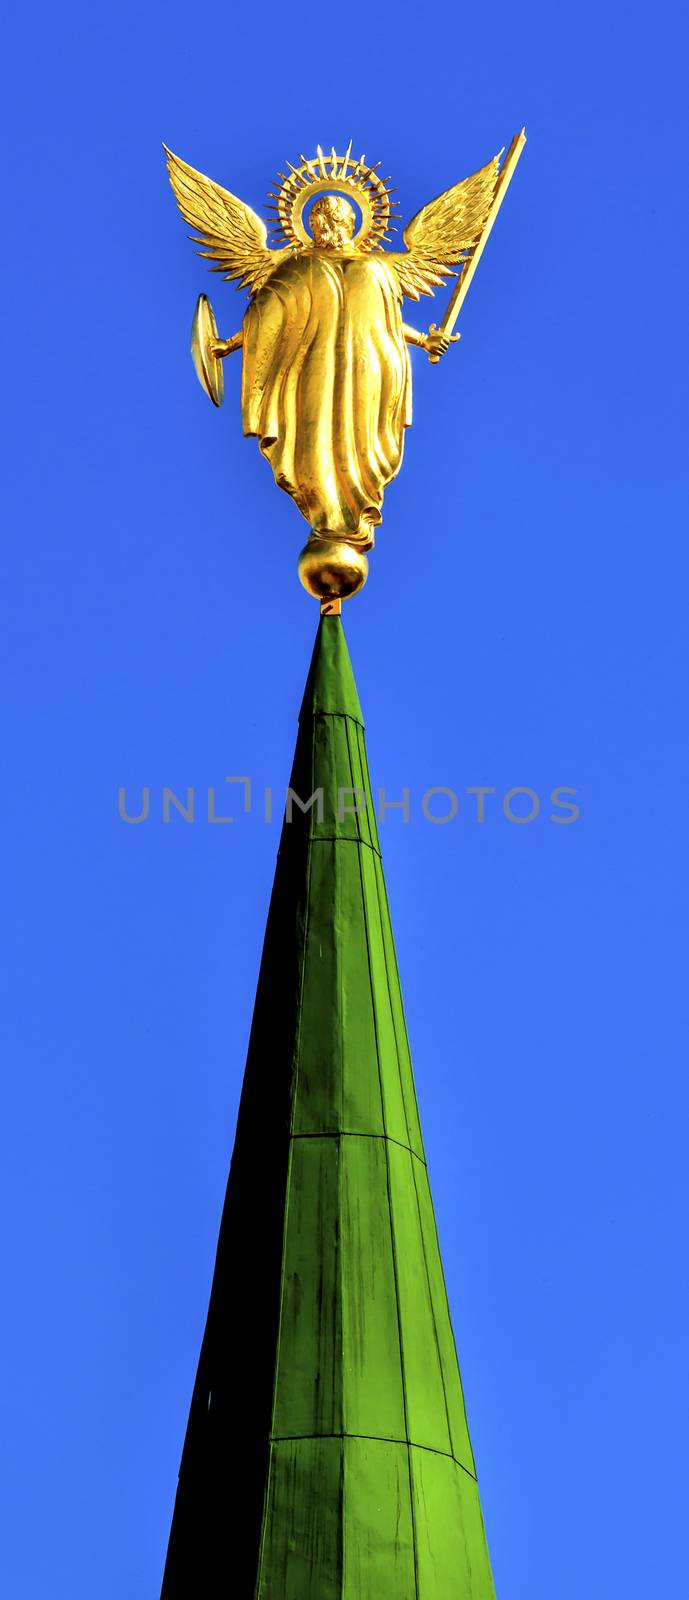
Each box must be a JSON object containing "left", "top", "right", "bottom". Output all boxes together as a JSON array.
[
  {"left": 388, "top": 153, "right": 501, "bottom": 301},
  {"left": 164, "top": 146, "right": 290, "bottom": 296}
]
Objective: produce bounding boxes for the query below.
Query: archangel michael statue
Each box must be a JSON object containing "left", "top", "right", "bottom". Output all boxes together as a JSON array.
[{"left": 164, "top": 137, "right": 525, "bottom": 603}]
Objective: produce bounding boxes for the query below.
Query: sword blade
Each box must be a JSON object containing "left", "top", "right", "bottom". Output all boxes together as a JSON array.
[{"left": 439, "top": 128, "right": 526, "bottom": 338}]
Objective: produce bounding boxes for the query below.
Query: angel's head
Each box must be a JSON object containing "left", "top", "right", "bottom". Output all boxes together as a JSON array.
[{"left": 309, "top": 194, "right": 356, "bottom": 251}]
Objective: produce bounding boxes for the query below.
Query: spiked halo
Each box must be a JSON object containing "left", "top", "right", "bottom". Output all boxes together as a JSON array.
[{"left": 266, "top": 143, "right": 399, "bottom": 251}]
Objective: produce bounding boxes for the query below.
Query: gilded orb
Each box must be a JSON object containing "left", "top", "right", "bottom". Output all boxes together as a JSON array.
[{"left": 298, "top": 536, "right": 369, "bottom": 601}]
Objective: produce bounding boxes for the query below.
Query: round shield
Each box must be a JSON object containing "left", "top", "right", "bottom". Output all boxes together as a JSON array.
[{"left": 190, "top": 294, "right": 224, "bottom": 408}]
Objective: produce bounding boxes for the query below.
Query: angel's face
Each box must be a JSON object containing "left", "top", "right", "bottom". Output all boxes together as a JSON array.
[{"left": 309, "top": 195, "right": 356, "bottom": 251}]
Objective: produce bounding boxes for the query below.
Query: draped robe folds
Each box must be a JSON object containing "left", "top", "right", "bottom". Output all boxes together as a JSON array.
[{"left": 241, "top": 251, "right": 412, "bottom": 544}]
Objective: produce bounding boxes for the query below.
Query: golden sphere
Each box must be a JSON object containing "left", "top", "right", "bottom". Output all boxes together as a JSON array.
[{"left": 298, "top": 536, "right": 369, "bottom": 600}]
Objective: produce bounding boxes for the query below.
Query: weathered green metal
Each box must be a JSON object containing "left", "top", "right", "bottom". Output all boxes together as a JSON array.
[{"left": 161, "top": 616, "right": 496, "bottom": 1597}]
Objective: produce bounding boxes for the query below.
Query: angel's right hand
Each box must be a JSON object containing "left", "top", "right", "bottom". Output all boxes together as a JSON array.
[{"left": 425, "top": 323, "right": 460, "bottom": 363}]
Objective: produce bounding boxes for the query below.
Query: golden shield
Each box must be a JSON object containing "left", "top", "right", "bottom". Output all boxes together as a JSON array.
[{"left": 190, "top": 294, "right": 224, "bottom": 408}]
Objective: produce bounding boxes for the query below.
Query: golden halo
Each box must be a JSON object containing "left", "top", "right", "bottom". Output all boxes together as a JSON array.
[{"left": 267, "top": 142, "right": 398, "bottom": 252}]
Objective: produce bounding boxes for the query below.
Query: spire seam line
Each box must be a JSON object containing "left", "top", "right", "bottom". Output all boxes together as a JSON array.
[
  {"left": 277, "top": 834, "right": 383, "bottom": 861},
  {"left": 348, "top": 726, "right": 421, "bottom": 1600},
  {"left": 254, "top": 711, "right": 317, "bottom": 1595},
  {"left": 299, "top": 710, "right": 365, "bottom": 730},
  {"left": 268, "top": 1431, "right": 479, "bottom": 1482},
  {"left": 305, "top": 833, "right": 382, "bottom": 859},
  {"left": 289, "top": 1129, "right": 427, "bottom": 1165}
]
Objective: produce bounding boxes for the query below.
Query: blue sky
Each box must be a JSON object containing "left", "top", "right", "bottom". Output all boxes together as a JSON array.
[{"left": 3, "top": 0, "right": 688, "bottom": 1594}]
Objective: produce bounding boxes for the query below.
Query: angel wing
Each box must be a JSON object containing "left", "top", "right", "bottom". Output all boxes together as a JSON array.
[
  {"left": 164, "top": 146, "right": 291, "bottom": 297},
  {"left": 388, "top": 153, "right": 501, "bottom": 301}
]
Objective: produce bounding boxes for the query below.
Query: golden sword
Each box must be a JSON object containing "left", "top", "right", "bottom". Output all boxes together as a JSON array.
[{"left": 428, "top": 127, "right": 527, "bottom": 361}]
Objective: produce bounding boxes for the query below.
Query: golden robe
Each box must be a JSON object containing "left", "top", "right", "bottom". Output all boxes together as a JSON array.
[{"left": 241, "top": 252, "right": 412, "bottom": 544}]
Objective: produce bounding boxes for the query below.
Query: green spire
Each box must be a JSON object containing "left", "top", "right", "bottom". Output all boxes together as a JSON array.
[{"left": 161, "top": 617, "right": 496, "bottom": 1598}]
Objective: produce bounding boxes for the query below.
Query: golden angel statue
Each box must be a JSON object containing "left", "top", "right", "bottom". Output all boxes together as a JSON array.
[{"left": 164, "top": 137, "right": 525, "bottom": 602}]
